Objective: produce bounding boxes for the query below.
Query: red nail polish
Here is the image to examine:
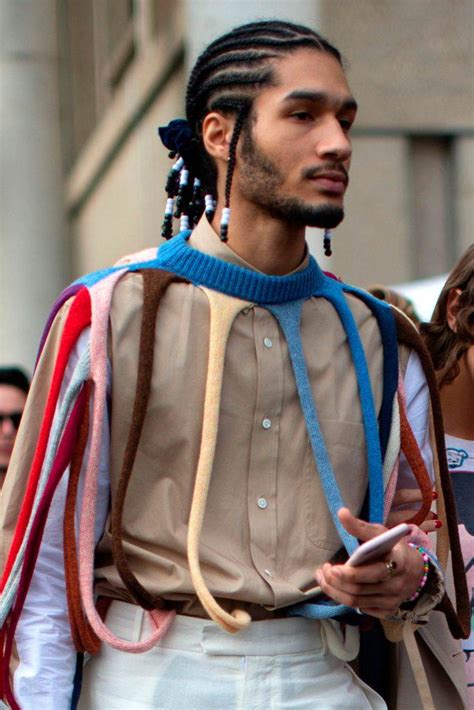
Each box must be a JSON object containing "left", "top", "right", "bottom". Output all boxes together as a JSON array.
[
  {"left": 432, "top": 491, "right": 438, "bottom": 500},
  {"left": 435, "top": 520, "right": 443, "bottom": 528}
]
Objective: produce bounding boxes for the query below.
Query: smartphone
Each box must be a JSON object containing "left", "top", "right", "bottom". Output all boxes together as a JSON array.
[{"left": 345, "top": 523, "right": 411, "bottom": 567}]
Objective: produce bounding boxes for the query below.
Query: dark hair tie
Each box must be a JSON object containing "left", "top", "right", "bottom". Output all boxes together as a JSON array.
[{"left": 158, "top": 119, "right": 198, "bottom": 165}]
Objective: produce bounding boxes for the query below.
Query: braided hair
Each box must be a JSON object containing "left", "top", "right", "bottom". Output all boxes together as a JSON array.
[{"left": 160, "top": 20, "right": 342, "bottom": 240}]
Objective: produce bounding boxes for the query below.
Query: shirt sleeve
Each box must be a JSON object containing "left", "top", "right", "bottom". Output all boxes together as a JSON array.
[
  {"left": 13, "top": 329, "right": 111, "bottom": 710},
  {"left": 395, "top": 349, "right": 435, "bottom": 493}
]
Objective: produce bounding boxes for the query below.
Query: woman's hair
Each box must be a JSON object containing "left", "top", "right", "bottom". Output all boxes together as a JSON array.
[
  {"left": 368, "top": 286, "right": 421, "bottom": 328},
  {"left": 420, "top": 245, "right": 474, "bottom": 387}
]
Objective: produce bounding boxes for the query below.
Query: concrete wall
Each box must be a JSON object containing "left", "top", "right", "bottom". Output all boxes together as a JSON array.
[
  {"left": 320, "top": 0, "right": 474, "bottom": 285},
  {"left": 0, "top": 0, "right": 66, "bottom": 369},
  {"left": 72, "top": 67, "right": 185, "bottom": 276}
]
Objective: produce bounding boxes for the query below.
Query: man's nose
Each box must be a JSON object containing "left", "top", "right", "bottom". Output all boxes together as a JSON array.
[{"left": 316, "top": 118, "right": 352, "bottom": 162}]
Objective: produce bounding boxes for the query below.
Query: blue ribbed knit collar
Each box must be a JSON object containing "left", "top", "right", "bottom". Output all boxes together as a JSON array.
[{"left": 156, "top": 230, "right": 326, "bottom": 304}]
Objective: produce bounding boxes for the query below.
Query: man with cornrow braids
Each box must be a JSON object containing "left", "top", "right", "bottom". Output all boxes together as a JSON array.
[{"left": 1, "top": 20, "right": 469, "bottom": 710}]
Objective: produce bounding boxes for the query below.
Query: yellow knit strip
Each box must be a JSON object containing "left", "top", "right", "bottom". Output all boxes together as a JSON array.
[{"left": 187, "top": 288, "right": 252, "bottom": 634}]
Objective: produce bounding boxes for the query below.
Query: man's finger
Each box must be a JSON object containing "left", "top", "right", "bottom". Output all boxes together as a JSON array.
[{"left": 337, "top": 507, "right": 386, "bottom": 542}]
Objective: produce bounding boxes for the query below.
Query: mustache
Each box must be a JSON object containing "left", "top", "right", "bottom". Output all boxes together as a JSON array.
[{"left": 302, "top": 164, "right": 349, "bottom": 184}]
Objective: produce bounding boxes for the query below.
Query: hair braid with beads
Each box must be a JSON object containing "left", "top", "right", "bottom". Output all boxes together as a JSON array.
[{"left": 160, "top": 20, "right": 342, "bottom": 240}]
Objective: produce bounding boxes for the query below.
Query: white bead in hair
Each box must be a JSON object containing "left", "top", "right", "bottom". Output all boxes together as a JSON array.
[
  {"left": 180, "top": 214, "right": 190, "bottom": 231},
  {"left": 164, "top": 197, "right": 174, "bottom": 216},
  {"left": 179, "top": 169, "right": 189, "bottom": 186},
  {"left": 220, "top": 207, "right": 231, "bottom": 226},
  {"left": 172, "top": 157, "right": 184, "bottom": 172},
  {"left": 205, "top": 194, "right": 215, "bottom": 217}
]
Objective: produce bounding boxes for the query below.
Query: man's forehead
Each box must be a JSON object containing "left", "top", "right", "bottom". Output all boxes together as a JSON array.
[{"left": 268, "top": 48, "right": 353, "bottom": 103}]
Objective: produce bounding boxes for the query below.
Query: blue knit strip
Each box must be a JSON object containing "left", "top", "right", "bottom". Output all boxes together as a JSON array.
[
  {"left": 319, "top": 286, "right": 384, "bottom": 524},
  {"left": 268, "top": 300, "right": 358, "bottom": 555},
  {"left": 155, "top": 232, "right": 325, "bottom": 304},
  {"left": 343, "top": 286, "right": 398, "bottom": 462},
  {"left": 288, "top": 599, "right": 351, "bottom": 619}
]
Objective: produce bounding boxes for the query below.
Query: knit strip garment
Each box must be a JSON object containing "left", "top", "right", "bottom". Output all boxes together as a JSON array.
[
  {"left": 63, "top": 382, "right": 102, "bottom": 654},
  {"left": 77, "top": 269, "right": 175, "bottom": 652},
  {"left": 1, "top": 382, "right": 89, "bottom": 710},
  {"left": 111, "top": 269, "right": 180, "bottom": 610},
  {"left": 382, "top": 393, "right": 401, "bottom": 521},
  {"left": 342, "top": 286, "right": 398, "bottom": 460},
  {"left": 0, "top": 347, "right": 92, "bottom": 627},
  {"left": 2, "top": 228, "right": 467, "bottom": 710},
  {"left": 393, "top": 309, "right": 470, "bottom": 640},
  {"left": 1, "top": 287, "right": 92, "bottom": 592}
]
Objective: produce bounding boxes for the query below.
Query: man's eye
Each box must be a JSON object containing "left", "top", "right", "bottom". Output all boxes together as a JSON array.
[
  {"left": 291, "top": 111, "right": 312, "bottom": 122},
  {"left": 339, "top": 118, "right": 353, "bottom": 131}
]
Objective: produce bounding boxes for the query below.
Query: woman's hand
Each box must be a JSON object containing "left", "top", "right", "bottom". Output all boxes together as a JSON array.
[{"left": 386, "top": 489, "right": 441, "bottom": 533}]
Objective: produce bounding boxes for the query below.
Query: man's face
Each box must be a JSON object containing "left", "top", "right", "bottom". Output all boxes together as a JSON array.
[
  {"left": 236, "top": 48, "right": 356, "bottom": 228},
  {"left": 0, "top": 385, "right": 26, "bottom": 480}
]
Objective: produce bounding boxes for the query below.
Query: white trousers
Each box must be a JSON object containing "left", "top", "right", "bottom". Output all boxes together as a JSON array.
[{"left": 78, "top": 601, "right": 386, "bottom": 710}]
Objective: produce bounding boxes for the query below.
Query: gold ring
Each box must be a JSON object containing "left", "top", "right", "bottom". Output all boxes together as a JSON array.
[{"left": 383, "top": 560, "right": 397, "bottom": 580}]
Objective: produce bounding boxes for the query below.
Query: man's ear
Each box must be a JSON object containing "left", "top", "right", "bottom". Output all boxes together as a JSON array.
[
  {"left": 202, "top": 112, "right": 234, "bottom": 164},
  {"left": 446, "top": 288, "right": 462, "bottom": 332}
]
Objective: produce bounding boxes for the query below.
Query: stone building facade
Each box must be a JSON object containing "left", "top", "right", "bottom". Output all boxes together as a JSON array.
[{"left": 1, "top": 0, "right": 472, "bottom": 367}]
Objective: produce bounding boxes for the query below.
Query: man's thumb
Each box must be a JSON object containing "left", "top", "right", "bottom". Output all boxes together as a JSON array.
[{"left": 338, "top": 507, "right": 386, "bottom": 542}]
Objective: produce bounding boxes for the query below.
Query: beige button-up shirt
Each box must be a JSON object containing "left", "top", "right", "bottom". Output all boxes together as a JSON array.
[{"left": 89, "top": 217, "right": 427, "bottom": 617}]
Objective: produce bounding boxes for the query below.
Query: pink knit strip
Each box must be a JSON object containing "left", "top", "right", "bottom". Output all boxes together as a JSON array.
[{"left": 78, "top": 270, "right": 175, "bottom": 652}]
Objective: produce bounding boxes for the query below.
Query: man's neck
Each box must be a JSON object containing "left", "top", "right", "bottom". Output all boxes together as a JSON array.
[
  {"left": 211, "top": 204, "right": 307, "bottom": 276},
  {"left": 440, "top": 356, "right": 474, "bottom": 440}
]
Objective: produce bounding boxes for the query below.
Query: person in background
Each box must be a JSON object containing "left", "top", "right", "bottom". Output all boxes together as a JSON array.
[
  {"left": 421, "top": 245, "right": 474, "bottom": 706},
  {"left": 0, "top": 367, "right": 29, "bottom": 491}
]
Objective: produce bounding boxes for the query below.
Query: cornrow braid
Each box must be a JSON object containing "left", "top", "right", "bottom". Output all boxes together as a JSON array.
[
  {"left": 220, "top": 104, "right": 249, "bottom": 241},
  {"left": 160, "top": 20, "right": 342, "bottom": 239}
]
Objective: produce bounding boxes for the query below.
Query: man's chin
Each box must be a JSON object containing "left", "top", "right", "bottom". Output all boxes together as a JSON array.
[{"left": 297, "top": 203, "right": 344, "bottom": 229}]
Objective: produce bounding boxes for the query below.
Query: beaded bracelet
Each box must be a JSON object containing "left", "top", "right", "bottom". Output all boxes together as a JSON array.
[{"left": 407, "top": 543, "right": 430, "bottom": 602}]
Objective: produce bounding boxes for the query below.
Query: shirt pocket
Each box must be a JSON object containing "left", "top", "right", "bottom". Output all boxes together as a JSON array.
[{"left": 303, "top": 419, "right": 368, "bottom": 552}]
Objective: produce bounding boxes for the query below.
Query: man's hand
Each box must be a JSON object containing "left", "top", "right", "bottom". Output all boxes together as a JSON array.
[{"left": 314, "top": 508, "right": 424, "bottom": 619}]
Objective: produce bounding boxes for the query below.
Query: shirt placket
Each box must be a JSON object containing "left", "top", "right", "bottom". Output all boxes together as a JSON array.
[{"left": 247, "top": 308, "right": 284, "bottom": 605}]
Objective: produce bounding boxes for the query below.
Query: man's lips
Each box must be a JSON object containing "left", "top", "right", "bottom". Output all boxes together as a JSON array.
[{"left": 310, "top": 171, "right": 348, "bottom": 195}]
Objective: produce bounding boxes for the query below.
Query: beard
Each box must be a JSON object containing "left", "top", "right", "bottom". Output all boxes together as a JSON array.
[{"left": 239, "top": 126, "right": 345, "bottom": 229}]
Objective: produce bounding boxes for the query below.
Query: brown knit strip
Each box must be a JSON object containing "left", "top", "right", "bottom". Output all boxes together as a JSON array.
[
  {"left": 111, "top": 269, "right": 181, "bottom": 609},
  {"left": 393, "top": 307, "right": 470, "bottom": 639},
  {"left": 398, "top": 391, "right": 433, "bottom": 526},
  {"left": 63, "top": 380, "right": 101, "bottom": 653}
]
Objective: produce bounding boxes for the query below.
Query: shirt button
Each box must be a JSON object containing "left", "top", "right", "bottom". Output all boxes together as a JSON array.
[
  {"left": 264, "top": 568, "right": 273, "bottom": 577},
  {"left": 262, "top": 418, "right": 272, "bottom": 430},
  {"left": 257, "top": 497, "right": 268, "bottom": 509},
  {"left": 263, "top": 337, "right": 273, "bottom": 348}
]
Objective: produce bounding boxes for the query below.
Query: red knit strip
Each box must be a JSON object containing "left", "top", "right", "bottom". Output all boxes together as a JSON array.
[
  {"left": 63, "top": 382, "right": 101, "bottom": 654},
  {"left": 2, "top": 385, "right": 88, "bottom": 708},
  {"left": 398, "top": 392, "right": 433, "bottom": 526},
  {"left": 1, "top": 288, "right": 92, "bottom": 591}
]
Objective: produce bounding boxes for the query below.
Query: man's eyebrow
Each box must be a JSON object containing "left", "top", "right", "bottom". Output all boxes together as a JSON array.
[{"left": 282, "top": 90, "right": 358, "bottom": 112}]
